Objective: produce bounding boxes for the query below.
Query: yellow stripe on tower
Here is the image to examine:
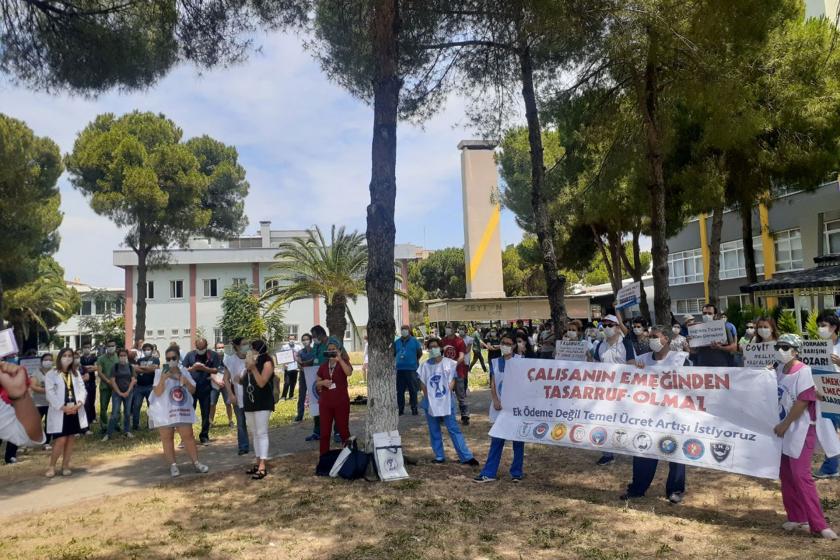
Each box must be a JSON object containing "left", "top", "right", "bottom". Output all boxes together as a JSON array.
[{"left": 467, "top": 204, "right": 501, "bottom": 284}]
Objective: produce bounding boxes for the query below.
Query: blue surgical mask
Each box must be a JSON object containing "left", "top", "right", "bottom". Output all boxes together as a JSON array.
[{"left": 429, "top": 347, "right": 442, "bottom": 358}]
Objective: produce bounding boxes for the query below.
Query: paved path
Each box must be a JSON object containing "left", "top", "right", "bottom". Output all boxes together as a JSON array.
[{"left": 0, "top": 388, "right": 491, "bottom": 518}]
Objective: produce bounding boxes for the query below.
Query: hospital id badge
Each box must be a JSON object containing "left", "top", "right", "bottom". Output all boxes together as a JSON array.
[{"left": 329, "top": 383, "right": 336, "bottom": 390}]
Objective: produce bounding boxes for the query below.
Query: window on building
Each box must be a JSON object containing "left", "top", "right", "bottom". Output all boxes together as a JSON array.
[
  {"left": 170, "top": 280, "right": 184, "bottom": 299},
  {"left": 719, "top": 294, "right": 751, "bottom": 310},
  {"left": 344, "top": 328, "right": 352, "bottom": 340},
  {"left": 157, "top": 329, "right": 165, "bottom": 336},
  {"left": 146, "top": 330, "right": 153, "bottom": 337},
  {"left": 774, "top": 229, "right": 803, "bottom": 272},
  {"left": 285, "top": 325, "right": 299, "bottom": 337},
  {"left": 171, "top": 329, "right": 179, "bottom": 335},
  {"left": 233, "top": 277, "right": 248, "bottom": 287},
  {"left": 113, "top": 298, "right": 124, "bottom": 315},
  {"left": 667, "top": 249, "right": 703, "bottom": 285},
  {"left": 147, "top": 281, "right": 155, "bottom": 299},
  {"left": 214, "top": 328, "right": 223, "bottom": 345},
  {"left": 671, "top": 298, "right": 705, "bottom": 315},
  {"left": 81, "top": 300, "right": 92, "bottom": 316},
  {"left": 719, "top": 237, "right": 764, "bottom": 279},
  {"left": 826, "top": 220, "right": 840, "bottom": 255},
  {"left": 264, "top": 278, "right": 281, "bottom": 292},
  {"left": 94, "top": 299, "right": 106, "bottom": 315},
  {"left": 203, "top": 279, "right": 218, "bottom": 298},
  {"left": 184, "top": 328, "right": 191, "bottom": 336}
]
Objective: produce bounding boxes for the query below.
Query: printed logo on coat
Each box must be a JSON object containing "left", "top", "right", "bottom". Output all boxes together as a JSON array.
[
  {"left": 169, "top": 385, "right": 186, "bottom": 405},
  {"left": 533, "top": 422, "right": 549, "bottom": 440},
  {"left": 682, "top": 438, "right": 705, "bottom": 460},
  {"left": 710, "top": 442, "right": 731, "bottom": 463},
  {"left": 589, "top": 427, "right": 608, "bottom": 447},
  {"left": 612, "top": 429, "right": 629, "bottom": 449},
  {"left": 632, "top": 432, "right": 653, "bottom": 452},
  {"left": 658, "top": 435, "right": 678, "bottom": 455},
  {"left": 518, "top": 422, "right": 534, "bottom": 438},
  {"left": 569, "top": 424, "right": 587, "bottom": 443},
  {"left": 550, "top": 423, "right": 568, "bottom": 441}
]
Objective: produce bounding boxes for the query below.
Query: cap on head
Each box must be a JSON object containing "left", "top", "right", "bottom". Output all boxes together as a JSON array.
[
  {"left": 777, "top": 333, "right": 801, "bottom": 348},
  {"left": 602, "top": 314, "right": 619, "bottom": 325}
]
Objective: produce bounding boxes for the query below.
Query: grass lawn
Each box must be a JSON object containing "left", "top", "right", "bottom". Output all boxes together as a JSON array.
[{"left": 2, "top": 368, "right": 839, "bottom": 560}]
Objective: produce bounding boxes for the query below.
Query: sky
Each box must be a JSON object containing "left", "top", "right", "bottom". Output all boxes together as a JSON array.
[{"left": 0, "top": 32, "right": 526, "bottom": 289}]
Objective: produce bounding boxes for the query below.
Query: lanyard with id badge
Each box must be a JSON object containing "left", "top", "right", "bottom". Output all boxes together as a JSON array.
[{"left": 327, "top": 362, "right": 337, "bottom": 390}]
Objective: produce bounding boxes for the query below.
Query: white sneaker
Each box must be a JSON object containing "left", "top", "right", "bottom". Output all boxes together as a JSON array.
[
  {"left": 821, "top": 528, "right": 838, "bottom": 540},
  {"left": 177, "top": 442, "right": 185, "bottom": 449},
  {"left": 193, "top": 461, "right": 209, "bottom": 474},
  {"left": 782, "top": 521, "right": 809, "bottom": 531},
  {"left": 170, "top": 464, "right": 180, "bottom": 478},
  {"left": 125, "top": 432, "right": 135, "bottom": 439},
  {"left": 101, "top": 435, "right": 110, "bottom": 442},
  {"left": 44, "top": 444, "right": 52, "bottom": 451}
]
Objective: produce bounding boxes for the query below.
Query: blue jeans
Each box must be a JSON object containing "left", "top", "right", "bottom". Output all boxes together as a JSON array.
[
  {"left": 107, "top": 392, "right": 132, "bottom": 436},
  {"left": 818, "top": 417, "right": 840, "bottom": 475},
  {"left": 235, "top": 406, "right": 249, "bottom": 453},
  {"left": 479, "top": 436, "right": 524, "bottom": 479},
  {"left": 131, "top": 385, "right": 153, "bottom": 430},
  {"left": 210, "top": 386, "right": 231, "bottom": 406},
  {"left": 627, "top": 457, "right": 685, "bottom": 497},
  {"left": 423, "top": 398, "right": 473, "bottom": 462}
]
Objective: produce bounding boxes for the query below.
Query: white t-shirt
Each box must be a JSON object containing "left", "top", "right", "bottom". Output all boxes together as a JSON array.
[
  {"left": 418, "top": 358, "right": 457, "bottom": 417},
  {"left": 462, "top": 335, "right": 474, "bottom": 360},
  {"left": 832, "top": 339, "right": 840, "bottom": 373},
  {"left": 637, "top": 351, "right": 689, "bottom": 368},
  {"left": 593, "top": 336, "right": 634, "bottom": 364},
  {"left": 148, "top": 366, "right": 196, "bottom": 428},
  {"left": 224, "top": 354, "right": 247, "bottom": 408},
  {"left": 670, "top": 335, "right": 688, "bottom": 352},
  {"left": 489, "top": 355, "right": 521, "bottom": 423},
  {"left": 777, "top": 362, "right": 816, "bottom": 458},
  {"left": 30, "top": 368, "right": 49, "bottom": 408},
  {"left": 0, "top": 400, "right": 44, "bottom": 446}
]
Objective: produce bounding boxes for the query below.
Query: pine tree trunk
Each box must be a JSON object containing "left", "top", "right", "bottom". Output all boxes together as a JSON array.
[
  {"left": 708, "top": 205, "right": 724, "bottom": 308},
  {"left": 0, "top": 274, "right": 5, "bottom": 331},
  {"left": 135, "top": 247, "right": 148, "bottom": 345},
  {"left": 740, "top": 202, "right": 758, "bottom": 305},
  {"left": 607, "top": 230, "right": 623, "bottom": 294},
  {"left": 639, "top": 33, "right": 671, "bottom": 326},
  {"left": 326, "top": 295, "right": 348, "bottom": 340},
  {"left": 519, "top": 44, "right": 567, "bottom": 336},
  {"left": 363, "top": 0, "right": 400, "bottom": 449},
  {"left": 620, "top": 228, "right": 651, "bottom": 321}
]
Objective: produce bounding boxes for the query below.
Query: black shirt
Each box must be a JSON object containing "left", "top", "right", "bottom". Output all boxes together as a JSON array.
[
  {"left": 80, "top": 355, "right": 97, "bottom": 384},
  {"left": 244, "top": 354, "right": 275, "bottom": 412},
  {"left": 135, "top": 356, "right": 160, "bottom": 387},
  {"left": 485, "top": 335, "right": 502, "bottom": 361}
]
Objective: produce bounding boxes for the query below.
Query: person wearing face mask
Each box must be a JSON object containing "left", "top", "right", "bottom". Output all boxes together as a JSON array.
[
  {"left": 441, "top": 323, "right": 469, "bottom": 425},
  {"left": 394, "top": 324, "right": 423, "bottom": 416},
  {"left": 294, "top": 334, "right": 315, "bottom": 424},
  {"left": 224, "top": 338, "right": 250, "bottom": 456},
  {"left": 537, "top": 322, "right": 556, "bottom": 359},
  {"left": 739, "top": 322, "right": 756, "bottom": 352},
  {"left": 814, "top": 311, "right": 840, "bottom": 479},
  {"left": 692, "top": 304, "right": 737, "bottom": 367},
  {"left": 30, "top": 353, "right": 53, "bottom": 448},
  {"left": 102, "top": 349, "right": 136, "bottom": 441},
  {"left": 589, "top": 314, "right": 635, "bottom": 466},
  {"left": 209, "top": 342, "right": 235, "bottom": 428},
  {"left": 95, "top": 340, "right": 120, "bottom": 432},
  {"left": 79, "top": 344, "right": 98, "bottom": 425},
  {"left": 670, "top": 323, "right": 690, "bottom": 352},
  {"left": 315, "top": 338, "right": 352, "bottom": 458},
  {"left": 482, "top": 327, "right": 502, "bottom": 363},
  {"left": 750, "top": 317, "right": 779, "bottom": 344},
  {"left": 44, "top": 348, "right": 87, "bottom": 477},
  {"left": 773, "top": 334, "right": 839, "bottom": 539},
  {"left": 621, "top": 327, "right": 690, "bottom": 503},
  {"left": 241, "top": 339, "right": 276, "bottom": 479},
  {"left": 307, "top": 325, "right": 347, "bottom": 443},
  {"left": 183, "top": 337, "right": 222, "bottom": 445},
  {"left": 279, "top": 335, "right": 300, "bottom": 402},
  {"left": 131, "top": 342, "right": 159, "bottom": 432},
  {"left": 419, "top": 337, "right": 479, "bottom": 466},
  {"left": 628, "top": 317, "right": 651, "bottom": 356},
  {"left": 458, "top": 326, "right": 475, "bottom": 394},
  {"left": 468, "top": 326, "right": 488, "bottom": 373},
  {"left": 474, "top": 334, "right": 525, "bottom": 483},
  {"left": 149, "top": 346, "right": 209, "bottom": 477},
  {"left": 514, "top": 332, "right": 536, "bottom": 358}
]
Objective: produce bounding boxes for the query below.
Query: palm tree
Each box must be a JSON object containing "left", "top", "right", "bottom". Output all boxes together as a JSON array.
[{"left": 263, "top": 225, "right": 367, "bottom": 340}]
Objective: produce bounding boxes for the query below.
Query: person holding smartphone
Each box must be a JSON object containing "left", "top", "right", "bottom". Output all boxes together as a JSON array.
[
  {"left": 315, "top": 338, "right": 352, "bottom": 457},
  {"left": 242, "top": 339, "right": 275, "bottom": 480},
  {"left": 149, "top": 346, "right": 209, "bottom": 478}
]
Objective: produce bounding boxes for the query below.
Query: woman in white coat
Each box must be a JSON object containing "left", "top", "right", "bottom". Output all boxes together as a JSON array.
[
  {"left": 148, "top": 345, "right": 209, "bottom": 478},
  {"left": 44, "top": 348, "right": 88, "bottom": 478}
]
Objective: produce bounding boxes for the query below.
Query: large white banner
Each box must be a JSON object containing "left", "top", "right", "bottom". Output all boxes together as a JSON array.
[
  {"left": 303, "top": 366, "right": 320, "bottom": 416},
  {"left": 488, "top": 358, "right": 782, "bottom": 479}
]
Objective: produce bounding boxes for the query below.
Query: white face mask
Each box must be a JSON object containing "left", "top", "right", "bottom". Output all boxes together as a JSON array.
[
  {"left": 401, "top": 329, "right": 410, "bottom": 337},
  {"left": 633, "top": 327, "right": 644, "bottom": 335},
  {"left": 757, "top": 328, "right": 772, "bottom": 340},
  {"left": 776, "top": 348, "right": 795, "bottom": 364},
  {"left": 648, "top": 338, "right": 664, "bottom": 353},
  {"left": 701, "top": 314, "right": 713, "bottom": 323},
  {"left": 42, "top": 360, "right": 54, "bottom": 369},
  {"left": 565, "top": 331, "right": 578, "bottom": 340},
  {"left": 819, "top": 326, "right": 834, "bottom": 340},
  {"left": 604, "top": 326, "right": 616, "bottom": 338},
  {"left": 143, "top": 350, "right": 153, "bottom": 358},
  {"left": 672, "top": 326, "right": 681, "bottom": 334},
  {"left": 445, "top": 328, "right": 453, "bottom": 336},
  {"left": 168, "top": 359, "right": 179, "bottom": 369},
  {"left": 745, "top": 327, "right": 755, "bottom": 336},
  {"left": 500, "top": 344, "right": 513, "bottom": 356},
  {"left": 119, "top": 357, "right": 128, "bottom": 365},
  {"left": 61, "top": 356, "right": 74, "bottom": 368},
  {"left": 428, "top": 347, "right": 442, "bottom": 359},
  {"left": 240, "top": 344, "right": 251, "bottom": 354}
]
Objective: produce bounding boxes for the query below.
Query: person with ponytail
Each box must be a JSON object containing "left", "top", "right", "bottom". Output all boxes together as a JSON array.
[
  {"left": 242, "top": 339, "right": 275, "bottom": 480},
  {"left": 44, "top": 348, "right": 87, "bottom": 477}
]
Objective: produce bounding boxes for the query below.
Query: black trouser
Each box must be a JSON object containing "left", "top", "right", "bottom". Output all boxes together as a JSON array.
[
  {"left": 626, "top": 457, "right": 685, "bottom": 497},
  {"left": 191, "top": 377, "right": 212, "bottom": 441},
  {"left": 296, "top": 372, "right": 307, "bottom": 422},
  {"left": 282, "top": 369, "right": 298, "bottom": 399},
  {"left": 470, "top": 350, "right": 487, "bottom": 372},
  {"left": 4, "top": 441, "right": 17, "bottom": 463},
  {"left": 396, "top": 369, "right": 418, "bottom": 414},
  {"left": 84, "top": 380, "right": 97, "bottom": 422}
]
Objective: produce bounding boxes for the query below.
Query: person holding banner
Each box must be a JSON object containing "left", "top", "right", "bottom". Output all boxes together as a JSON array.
[
  {"left": 693, "top": 304, "right": 737, "bottom": 368},
  {"left": 589, "top": 314, "right": 635, "bottom": 467},
  {"left": 315, "top": 338, "right": 352, "bottom": 457},
  {"left": 774, "top": 334, "right": 839, "bottom": 539},
  {"left": 815, "top": 311, "right": 840, "bottom": 479},
  {"left": 44, "top": 348, "right": 87, "bottom": 477},
  {"left": 621, "top": 327, "right": 690, "bottom": 503},
  {"left": 149, "top": 346, "right": 209, "bottom": 478},
  {"left": 474, "top": 333, "right": 525, "bottom": 483},
  {"left": 418, "top": 337, "right": 479, "bottom": 466}
]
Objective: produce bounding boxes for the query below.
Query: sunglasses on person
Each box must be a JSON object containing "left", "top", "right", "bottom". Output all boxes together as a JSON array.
[{"left": 773, "top": 344, "right": 795, "bottom": 352}]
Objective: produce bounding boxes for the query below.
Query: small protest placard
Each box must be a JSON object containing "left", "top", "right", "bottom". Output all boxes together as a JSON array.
[
  {"left": 743, "top": 342, "right": 776, "bottom": 368},
  {"left": 554, "top": 340, "right": 589, "bottom": 361},
  {"left": 688, "top": 320, "right": 728, "bottom": 348},
  {"left": 0, "top": 328, "right": 18, "bottom": 359},
  {"left": 276, "top": 349, "right": 295, "bottom": 366},
  {"left": 616, "top": 282, "right": 641, "bottom": 310}
]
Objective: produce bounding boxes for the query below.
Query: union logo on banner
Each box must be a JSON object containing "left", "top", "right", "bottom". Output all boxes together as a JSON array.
[{"left": 683, "top": 438, "right": 705, "bottom": 460}]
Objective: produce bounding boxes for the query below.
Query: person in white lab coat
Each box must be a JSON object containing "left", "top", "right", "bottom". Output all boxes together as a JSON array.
[{"left": 44, "top": 348, "right": 88, "bottom": 478}]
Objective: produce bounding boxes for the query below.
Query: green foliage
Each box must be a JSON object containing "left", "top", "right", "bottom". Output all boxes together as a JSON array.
[
  {"left": 407, "top": 248, "right": 465, "bottom": 301},
  {"left": 777, "top": 309, "right": 801, "bottom": 336},
  {"left": 78, "top": 290, "right": 126, "bottom": 348},
  {"left": 4, "top": 257, "right": 80, "bottom": 350},
  {"left": 502, "top": 243, "right": 545, "bottom": 296},
  {"left": 219, "top": 284, "right": 265, "bottom": 342},
  {"left": 262, "top": 306, "right": 287, "bottom": 349},
  {"left": 0, "top": 113, "right": 64, "bottom": 324},
  {"left": 804, "top": 309, "right": 820, "bottom": 340}
]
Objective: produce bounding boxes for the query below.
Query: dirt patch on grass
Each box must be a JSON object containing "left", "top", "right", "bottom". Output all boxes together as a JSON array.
[{"left": 1, "top": 409, "right": 838, "bottom": 560}]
